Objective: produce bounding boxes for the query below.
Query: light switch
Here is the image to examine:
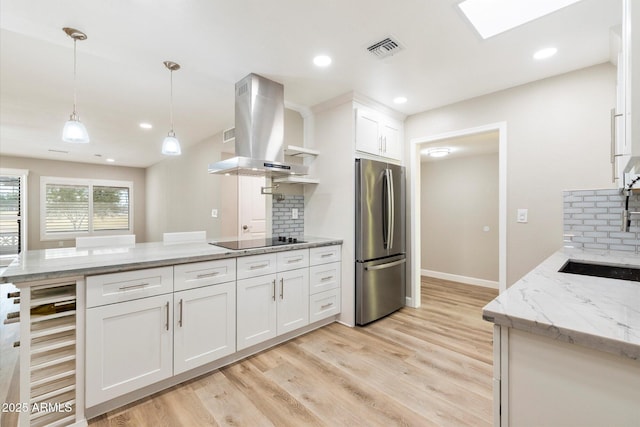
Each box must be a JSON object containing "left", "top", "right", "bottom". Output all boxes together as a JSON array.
[
  {"left": 211, "top": 209, "right": 218, "bottom": 218},
  {"left": 517, "top": 209, "right": 528, "bottom": 223},
  {"left": 292, "top": 208, "right": 299, "bottom": 219}
]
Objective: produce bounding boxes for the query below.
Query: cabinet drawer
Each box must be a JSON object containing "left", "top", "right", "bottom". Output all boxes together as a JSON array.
[
  {"left": 310, "top": 245, "right": 341, "bottom": 266},
  {"left": 237, "top": 253, "right": 277, "bottom": 280},
  {"left": 174, "top": 258, "right": 236, "bottom": 291},
  {"left": 309, "top": 288, "right": 340, "bottom": 323},
  {"left": 86, "top": 266, "right": 173, "bottom": 308},
  {"left": 309, "top": 262, "right": 341, "bottom": 295},
  {"left": 276, "top": 249, "right": 309, "bottom": 272}
]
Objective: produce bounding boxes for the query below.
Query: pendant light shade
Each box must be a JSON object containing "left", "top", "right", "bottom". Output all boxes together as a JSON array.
[
  {"left": 62, "top": 27, "right": 90, "bottom": 143},
  {"left": 162, "top": 61, "right": 182, "bottom": 156}
]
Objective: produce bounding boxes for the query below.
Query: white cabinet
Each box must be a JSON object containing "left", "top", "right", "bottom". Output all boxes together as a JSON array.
[
  {"left": 614, "top": 0, "right": 640, "bottom": 185},
  {"left": 236, "top": 252, "right": 309, "bottom": 350},
  {"left": 308, "top": 245, "right": 341, "bottom": 322},
  {"left": 86, "top": 293, "right": 173, "bottom": 407},
  {"left": 174, "top": 282, "right": 236, "bottom": 374},
  {"left": 355, "top": 106, "right": 403, "bottom": 162}
]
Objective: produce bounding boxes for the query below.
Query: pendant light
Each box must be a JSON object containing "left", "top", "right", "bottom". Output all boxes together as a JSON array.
[
  {"left": 161, "top": 61, "right": 182, "bottom": 155},
  {"left": 62, "top": 27, "right": 90, "bottom": 143}
]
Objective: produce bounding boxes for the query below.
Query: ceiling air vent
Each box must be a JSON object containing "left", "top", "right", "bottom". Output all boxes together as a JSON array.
[
  {"left": 367, "top": 36, "right": 404, "bottom": 59},
  {"left": 223, "top": 127, "right": 235, "bottom": 143}
]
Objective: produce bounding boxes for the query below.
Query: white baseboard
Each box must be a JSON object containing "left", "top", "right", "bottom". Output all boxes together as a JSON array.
[{"left": 421, "top": 269, "right": 499, "bottom": 290}]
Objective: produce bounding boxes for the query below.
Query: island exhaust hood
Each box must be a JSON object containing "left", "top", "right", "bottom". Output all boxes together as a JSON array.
[{"left": 208, "top": 73, "right": 308, "bottom": 177}]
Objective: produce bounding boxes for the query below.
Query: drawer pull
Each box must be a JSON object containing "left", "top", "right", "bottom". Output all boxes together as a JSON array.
[
  {"left": 320, "top": 276, "right": 333, "bottom": 282},
  {"left": 286, "top": 258, "right": 303, "bottom": 263},
  {"left": 196, "top": 272, "right": 220, "bottom": 279},
  {"left": 321, "top": 253, "right": 333, "bottom": 258},
  {"left": 119, "top": 282, "right": 149, "bottom": 291},
  {"left": 320, "top": 303, "right": 334, "bottom": 310},
  {"left": 250, "top": 263, "right": 269, "bottom": 270}
]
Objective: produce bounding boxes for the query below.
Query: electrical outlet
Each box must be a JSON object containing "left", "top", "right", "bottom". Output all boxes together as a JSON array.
[
  {"left": 211, "top": 209, "right": 218, "bottom": 218},
  {"left": 292, "top": 208, "right": 299, "bottom": 219},
  {"left": 517, "top": 209, "right": 528, "bottom": 223}
]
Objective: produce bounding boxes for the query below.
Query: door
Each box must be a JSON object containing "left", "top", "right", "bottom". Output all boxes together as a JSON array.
[
  {"left": 355, "top": 159, "right": 406, "bottom": 260},
  {"left": 277, "top": 268, "right": 309, "bottom": 334},
  {"left": 381, "top": 121, "right": 402, "bottom": 161},
  {"left": 238, "top": 176, "right": 267, "bottom": 239},
  {"left": 174, "top": 282, "right": 236, "bottom": 374},
  {"left": 356, "top": 255, "right": 406, "bottom": 325},
  {"left": 355, "top": 108, "right": 382, "bottom": 156},
  {"left": 236, "top": 274, "right": 277, "bottom": 350},
  {"left": 85, "top": 294, "right": 173, "bottom": 407}
]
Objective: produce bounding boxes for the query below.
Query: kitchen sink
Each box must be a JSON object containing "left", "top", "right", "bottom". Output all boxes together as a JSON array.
[{"left": 559, "top": 260, "right": 640, "bottom": 282}]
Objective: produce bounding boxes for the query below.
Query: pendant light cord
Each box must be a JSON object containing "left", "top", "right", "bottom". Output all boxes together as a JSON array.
[
  {"left": 169, "top": 69, "right": 174, "bottom": 135},
  {"left": 72, "top": 38, "right": 78, "bottom": 118}
]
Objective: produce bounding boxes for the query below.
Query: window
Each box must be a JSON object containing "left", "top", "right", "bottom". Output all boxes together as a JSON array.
[
  {"left": 41, "top": 177, "right": 133, "bottom": 240},
  {"left": 0, "top": 174, "right": 23, "bottom": 255}
]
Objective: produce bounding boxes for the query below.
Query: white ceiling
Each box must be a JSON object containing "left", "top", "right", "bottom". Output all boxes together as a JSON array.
[
  {"left": 0, "top": 0, "right": 621, "bottom": 168},
  {"left": 421, "top": 130, "right": 499, "bottom": 162}
]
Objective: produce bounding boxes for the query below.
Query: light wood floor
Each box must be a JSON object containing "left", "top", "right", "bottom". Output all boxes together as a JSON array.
[{"left": 87, "top": 278, "right": 498, "bottom": 427}]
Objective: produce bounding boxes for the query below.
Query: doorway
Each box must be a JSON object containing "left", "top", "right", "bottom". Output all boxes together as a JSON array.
[
  {"left": 408, "top": 122, "right": 507, "bottom": 308},
  {"left": 237, "top": 176, "right": 269, "bottom": 239}
]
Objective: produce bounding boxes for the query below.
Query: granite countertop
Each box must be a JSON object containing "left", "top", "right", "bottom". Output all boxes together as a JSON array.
[
  {"left": 483, "top": 248, "right": 640, "bottom": 360},
  {"left": 0, "top": 236, "right": 342, "bottom": 284}
]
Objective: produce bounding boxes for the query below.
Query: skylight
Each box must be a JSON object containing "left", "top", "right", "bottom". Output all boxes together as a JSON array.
[{"left": 458, "top": 0, "right": 583, "bottom": 39}]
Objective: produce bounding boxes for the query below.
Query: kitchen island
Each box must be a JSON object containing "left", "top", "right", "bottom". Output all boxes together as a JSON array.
[
  {"left": 483, "top": 248, "right": 640, "bottom": 427},
  {"left": 3, "top": 237, "right": 342, "bottom": 426}
]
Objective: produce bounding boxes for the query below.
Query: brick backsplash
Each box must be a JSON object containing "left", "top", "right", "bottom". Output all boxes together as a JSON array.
[
  {"left": 272, "top": 195, "right": 304, "bottom": 238},
  {"left": 563, "top": 189, "right": 640, "bottom": 252}
]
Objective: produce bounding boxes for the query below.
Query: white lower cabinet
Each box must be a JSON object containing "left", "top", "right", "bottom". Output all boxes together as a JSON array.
[
  {"left": 237, "top": 268, "right": 309, "bottom": 351},
  {"left": 173, "top": 282, "right": 236, "bottom": 375},
  {"left": 85, "top": 294, "right": 173, "bottom": 407}
]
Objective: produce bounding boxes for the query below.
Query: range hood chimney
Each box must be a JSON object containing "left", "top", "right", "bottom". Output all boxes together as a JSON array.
[{"left": 208, "top": 73, "right": 308, "bottom": 177}]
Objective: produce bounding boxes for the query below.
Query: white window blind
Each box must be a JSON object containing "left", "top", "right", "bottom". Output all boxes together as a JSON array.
[
  {"left": 0, "top": 176, "right": 21, "bottom": 255},
  {"left": 41, "top": 177, "right": 133, "bottom": 240}
]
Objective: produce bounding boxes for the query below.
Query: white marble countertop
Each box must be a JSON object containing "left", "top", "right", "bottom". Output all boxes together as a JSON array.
[
  {"left": 483, "top": 248, "right": 640, "bottom": 360},
  {"left": 0, "top": 236, "right": 342, "bottom": 284}
]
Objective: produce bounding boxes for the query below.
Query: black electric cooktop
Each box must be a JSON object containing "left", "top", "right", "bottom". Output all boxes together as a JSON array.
[{"left": 211, "top": 237, "right": 305, "bottom": 250}]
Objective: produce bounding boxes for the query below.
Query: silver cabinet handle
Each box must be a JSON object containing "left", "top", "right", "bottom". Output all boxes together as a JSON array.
[
  {"left": 321, "top": 303, "right": 333, "bottom": 310},
  {"left": 119, "top": 282, "right": 149, "bottom": 291},
  {"left": 320, "top": 253, "right": 333, "bottom": 258},
  {"left": 196, "top": 272, "right": 219, "bottom": 279},
  {"left": 286, "top": 258, "right": 303, "bottom": 264},
  {"left": 178, "top": 299, "right": 183, "bottom": 327},
  {"left": 250, "top": 263, "right": 269, "bottom": 270},
  {"left": 280, "top": 278, "right": 284, "bottom": 299},
  {"left": 272, "top": 279, "right": 276, "bottom": 301},
  {"left": 611, "top": 107, "right": 624, "bottom": 183},
  {"left": 320, "top": 276, "right": 333, "bottom": 282},
  {"left": 165, "top": 301, "right": 170, "bottom": 331}
]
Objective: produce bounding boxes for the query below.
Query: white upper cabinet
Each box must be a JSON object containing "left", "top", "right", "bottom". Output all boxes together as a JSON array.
[
  {"left": 355, "top": 106, "right": 403, "bottom": 162},
  {"left": 614, "top": 0, "right": 640, "bottom": 186}
]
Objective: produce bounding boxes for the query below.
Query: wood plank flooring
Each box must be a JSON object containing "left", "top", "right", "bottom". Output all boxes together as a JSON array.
[{"left": 87, "top": 278, "right": 498, "bottom": 427}]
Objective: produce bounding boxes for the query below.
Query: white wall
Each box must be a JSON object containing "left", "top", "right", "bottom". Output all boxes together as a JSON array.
[
  {"left": 421, "top": 152, "right": 499, "bottom": 282},
  {"left": 406, "top": 63, "right": 616, "bottom": 285}
]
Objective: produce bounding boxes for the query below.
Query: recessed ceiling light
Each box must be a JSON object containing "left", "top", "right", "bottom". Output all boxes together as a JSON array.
[
  {"left": 106, "top": 158, "right": 115, "bottom": 163},
  {"left": 139, "top": 122, "right": 153, "bottom": 129},
  {"left": 458, "top": 0, "right": 582, "bottom": 39},
  {"left": 422, "top": 147, "right": 451, "bottom": 158},
  {"left": 313, "top": 55, "right": 332, "bottom": 67},
  {"left": 393, "top": 96, "right": 408, "bottom": 104},
  {"left": 533, "top": 47, "right": 558, "bottom": 60}
]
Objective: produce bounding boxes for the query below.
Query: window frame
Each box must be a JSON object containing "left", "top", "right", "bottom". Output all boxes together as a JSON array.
[
  {"left": 40, "top": 176, "right": 134, "bottom": 241},
  {"left": 0, "top": 168, "right": 29, "bottom": 257}
]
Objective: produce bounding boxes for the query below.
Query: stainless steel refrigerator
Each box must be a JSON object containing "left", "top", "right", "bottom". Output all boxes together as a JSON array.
[{"left": 355, "top": 158, "right": 406, "bottom": 325}]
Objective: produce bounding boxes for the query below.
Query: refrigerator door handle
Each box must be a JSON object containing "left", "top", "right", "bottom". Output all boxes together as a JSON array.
[
  {"left": 389, "top": 168, "right": 395, "bottom": 250},
  {"left": 364, "top": 258, "right": 406, "bottom": 271},
  {"left": 384, "top": 169, "right": 393, "bottom": 249}
]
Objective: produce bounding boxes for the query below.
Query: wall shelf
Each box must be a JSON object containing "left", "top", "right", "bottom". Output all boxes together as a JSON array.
[
  {"left": 273, "top": 176, "right": 320, "bottom": 185},
  {"left": 284, "top": 145, "right": 320, "bottom": 158}
]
